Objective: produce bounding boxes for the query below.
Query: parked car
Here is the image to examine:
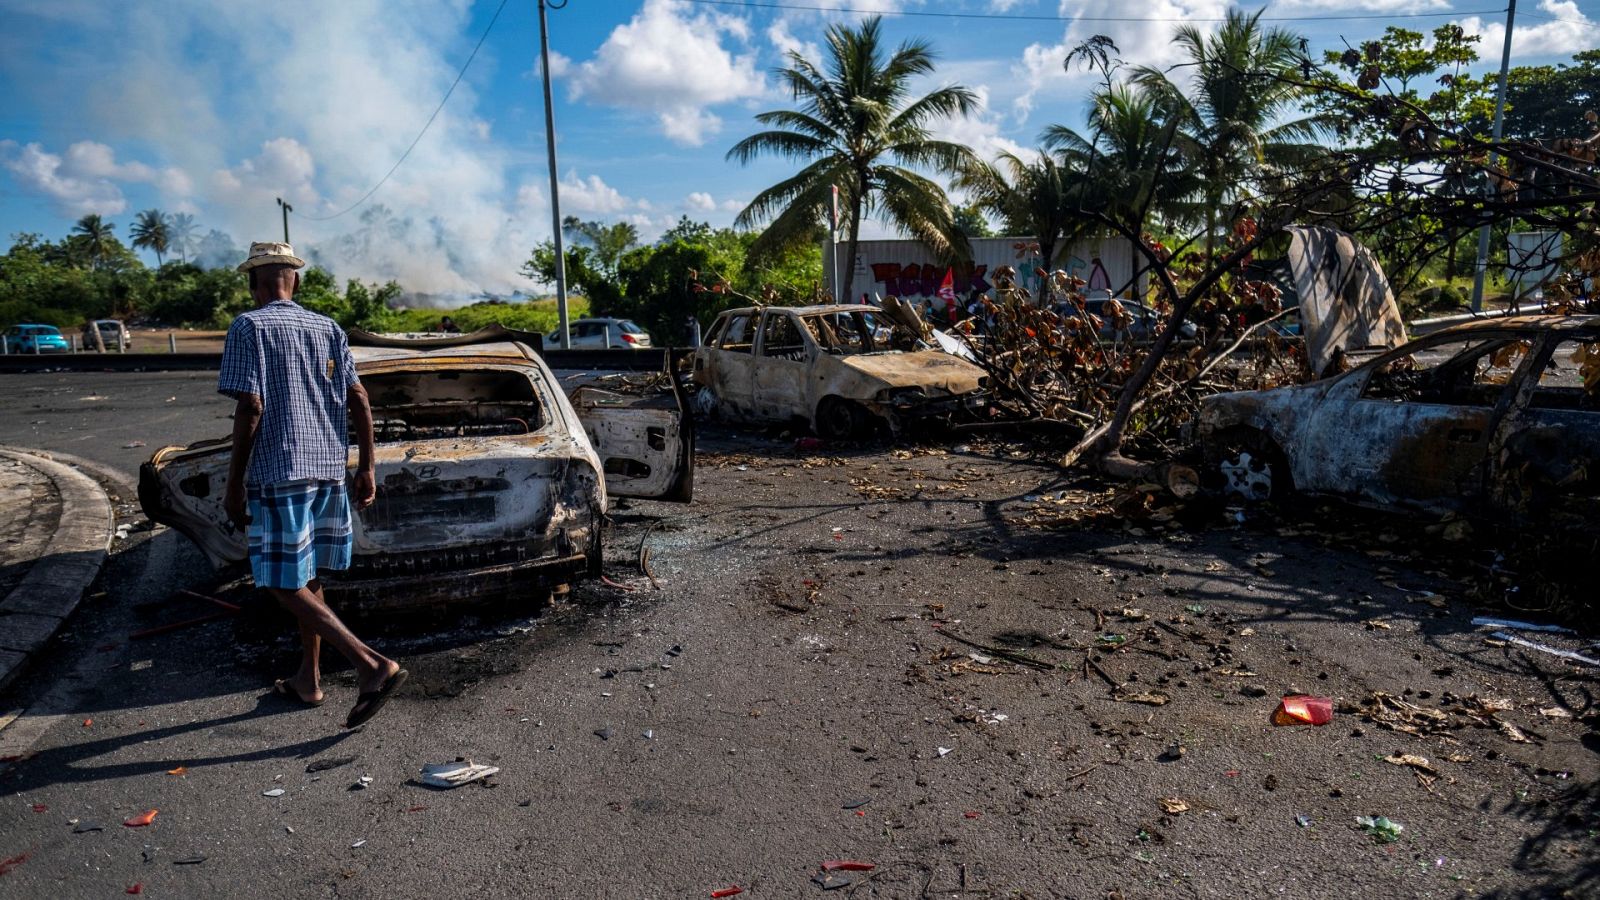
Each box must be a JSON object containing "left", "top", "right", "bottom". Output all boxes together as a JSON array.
[
  {"left": 82, "top": 318, "right": 132, "bottom": 350},
  {"left": 1058, "top": 298, "right": 1197, "bottom": 344},
  {"left": 3, "top": 324, "right": 70, "bottom": 354},
  {"left": 1199, "top": 316, "right": 1598, "bottom": 527},
  {"left": 139, "top": 326, "right": 693, "bottom": 611},
  {"left": 692, "top": 305, "right": 990, "bottom": 438},
  {"left": 546, "top": 318, "right": 653, "bottom": 349}
]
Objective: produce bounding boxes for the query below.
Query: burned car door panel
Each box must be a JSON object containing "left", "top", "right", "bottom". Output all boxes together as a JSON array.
[
  {"left": 752, "top": 311, "right": 812, "bottom": 421},
  {"left": 571, "top": 368, "right": 694, "bottom": 503}
]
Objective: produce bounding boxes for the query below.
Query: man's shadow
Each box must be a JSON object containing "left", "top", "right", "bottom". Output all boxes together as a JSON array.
[{"left": 0, "top": 692, "right": 357, "bottom": 796}]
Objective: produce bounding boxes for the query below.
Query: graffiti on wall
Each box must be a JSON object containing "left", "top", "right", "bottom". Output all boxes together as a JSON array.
[{"left": 869, "top": 263, "right": 990, "bottom": 298}]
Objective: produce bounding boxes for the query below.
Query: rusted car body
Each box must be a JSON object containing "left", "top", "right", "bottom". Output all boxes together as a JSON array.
[
  {"left": 138, "top": 330, "right": 692, "bottom": 610},
  {"left": 1199, "top": 316, "right": 1598, "bottom": 525},
  {"left": 692, "top": 304, "right": 990, "bottom": 437}
]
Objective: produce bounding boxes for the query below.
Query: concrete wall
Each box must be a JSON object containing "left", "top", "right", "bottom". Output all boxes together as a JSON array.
[{"left": 824, "top": 236, "right": 1147, "bottom": 303}]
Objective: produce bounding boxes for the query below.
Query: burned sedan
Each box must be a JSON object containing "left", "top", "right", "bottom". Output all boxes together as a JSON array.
[
  {"left": 139, "top": 328, "right": 692, "bottom": 610},
  {"left": 1199, "top": 316, "right": 1598, "bottom": 525},
  {"left": 692, "top": 305, "right": 990, "bottom": 438}
]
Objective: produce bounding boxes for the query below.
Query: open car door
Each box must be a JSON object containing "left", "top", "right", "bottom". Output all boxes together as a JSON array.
[
  {"left": 138, "top": 439, "right": 247, "bottom": 568},
  {"left": 569, "top": 357, "right": 694, "bottom": 503}
]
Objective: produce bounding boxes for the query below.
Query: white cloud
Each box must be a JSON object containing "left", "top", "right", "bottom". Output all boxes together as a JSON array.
[
  {"left": 560, "top": 172, "right": 635, "bottom": 216},
  {"left": 209, "top": 137, "right": 320, "bottom": 214},
  {"left": 767, "top": 18, "right": 821, "bottom": 63},
  {"left": 1015, "top": 0, "right": 1230, "bottom": 120},
  {"left": 0, "top": 139, "right": 194, "bottom": 217},
  {"left": 990, "top": 0, "right": 1027, "bottom": 10},
  {"left": 929, "top": 85, "right": 1032, "bottom": 165},
  {"left": 1458, "top": 0, "right": 1600, "bottom": 59},
  {"left": 685, "top": 191, "right": 717, "bottom": 211},
  {"left": 569, "top": 0, "right": 765, "bottom": 146}
]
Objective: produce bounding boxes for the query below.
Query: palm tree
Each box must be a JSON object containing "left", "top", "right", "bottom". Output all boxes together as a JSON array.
[
  {"left": 728, "top": 16, "right": 980, "bottom": 302},
  {"left": 1042, "top": 84, "right": 1198, "bottom": 230},
  {"left": 167, "top": 212, "right": 198, "bottom": 263},
  {"left": 956, "top": 151, "right": 1077, "bottom": 274},
  {"left": 72, "top": 214, "right": 116, "bottom": 271},
  {"left": 130, "top": 209, "right": 172, "bottom": 266},
  {"left": 1132, "top": 9, "right": 1321, "bottom": 256}
]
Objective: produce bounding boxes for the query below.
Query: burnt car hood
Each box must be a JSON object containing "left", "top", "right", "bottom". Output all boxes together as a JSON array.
[{"left": 835, "top": 351, "right": 986, "bottom": 394}]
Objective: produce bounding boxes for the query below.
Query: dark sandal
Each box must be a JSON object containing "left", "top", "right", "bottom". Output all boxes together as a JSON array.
[
  {"left": 273, "top": 679, "right": 325, "bottom": 708},
  {"left": 345, "top": 669, "right": 408, "bottom": 729}
]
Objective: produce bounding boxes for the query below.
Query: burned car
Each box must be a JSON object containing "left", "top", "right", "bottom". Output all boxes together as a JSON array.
[
  {"left": 692, "top": 304, "right": 990, "bottom": 437},
  {"left": 139, "top": 328, "right": 692, "bottom": 610},
  {"left": 1199, "top": 316, "right": 1598, "bottom": 525}
]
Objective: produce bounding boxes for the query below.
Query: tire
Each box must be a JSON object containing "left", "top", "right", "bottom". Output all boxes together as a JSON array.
[
  {"left": 815, "top": 397, "right": 867, "bottom": 440},
  {"left": 1205, "top": 428, "right": 1293, "bottom": 502}
]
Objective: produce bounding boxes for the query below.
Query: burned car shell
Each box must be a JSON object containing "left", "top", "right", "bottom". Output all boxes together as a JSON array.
[
  {"left": 1198, "top": 316, "right": 1599, "bottom": 524},
  {"left": 692, "top": 304, "right": 989, "bottom": 436},
  {"left": 139, "top": 337, "right": 692, "bottom": 610}
]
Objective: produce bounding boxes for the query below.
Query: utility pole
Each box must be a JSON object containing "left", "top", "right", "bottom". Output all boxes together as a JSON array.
[
  {"left": 538, "top": 0, "right": 570, "bottom": 349},
  {"left": 1470, "top": 0, "right": 1516, "bottom": 313},
  {"left": 276, "top": 197, "right": 293, "bottom": 244}
]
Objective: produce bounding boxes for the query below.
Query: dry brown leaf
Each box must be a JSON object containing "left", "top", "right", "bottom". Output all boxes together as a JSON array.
[
  {"left": 1159, "top": 797, "right": 1189, "bottom": 815},
  {"left": 1113, "top": 690, "right": 1170, "bottom": 706}
]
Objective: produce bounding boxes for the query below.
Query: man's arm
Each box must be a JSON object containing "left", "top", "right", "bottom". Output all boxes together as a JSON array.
[
  {"left": 224, "top": 393, "right": 262, "bottom": 529},
  {"left": 347, "top": 383, "right": 376, "bottom": 510}
]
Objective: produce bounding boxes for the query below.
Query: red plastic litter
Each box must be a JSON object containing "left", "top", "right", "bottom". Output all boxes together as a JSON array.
[
  {"left": 1273, "top": 695, "right": 1334, "bottom": 726},
  {"left": 123, "top": 809, "right": 158, "bottom": 827},
  {"left": 406, "top": 805, "right": 427, "bottom": 813},
  {"left": 963, "top": 811, "right": 982, "bottom": 819},
  {"left": 821, "top": 860, "right": 875, "bottom": 872},
  {"left": 0, "top": 852, "right": 29, "bottom": 875},
  {"left": 711, "top": 888, "right": 744, "bottom": 898},
  {"left": 1223, "top": 770, "right": 1240, "bottom": 778},
  {"left": 30, "top": 804, "right": 46, "bottom": 813},
  {"left": 126, "top": 884, "right": 142, "bottom": 895},
  {"left": 82, "top": 719, "right": 92, "bottom": 728},
  {"left": 854, "top": 810, "right": 866, "bottom": 817}
]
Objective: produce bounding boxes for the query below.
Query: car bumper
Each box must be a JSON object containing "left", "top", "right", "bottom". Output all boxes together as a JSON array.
[
  {"left": 885, "top": 390, "right": 990, "bottom": 420},
  {"left": 323, "top": 551, "right": 589, "bottom": 611}
]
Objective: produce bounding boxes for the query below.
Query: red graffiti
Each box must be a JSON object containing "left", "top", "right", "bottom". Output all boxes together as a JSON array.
[{"left": 869, "top": 263, "right": 991, "bottom": 297}]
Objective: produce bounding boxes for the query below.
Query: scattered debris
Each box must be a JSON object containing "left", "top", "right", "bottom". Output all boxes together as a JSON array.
[
  {"left": 351, "top": 840, "right": 367, "bottom": 849},
  {"left": 350, "top": 775, "right": 373, "bottom": 791},
  {"left": 710, "top": 887, "right": 744, "bottom": 898},
  {"left": 820, "top": 860, "right": 876, "bottom": 872},
  {"left": 1113, "top": 690, "right": 1170, "bottom": 706},
  {"left": 1355, "top": 815, "right": 1404, "bottom": 844},
  {"left": 262, "top": 788, "right": 285, "bottom": 798},
  {"left": 73, "top": 821, "right": 104, "bottom": 833},
  {"left": 125, "top": 883, "right": 142, "bottom": 894},
  {"left": 173, "top": 855, "right": 206, "bottom": 865},
  {"left": 841, "top": 798, "right": 871, "bottom": 810},
  {"left": 123, "top": 810, "right": 158, "bottom": 827},
  {"left": 812, "top": 872, "right": 852, "bottom": 890},
  {"left": 936, "top": 747, "right": 953, "bottom": 758},
  {"left": 594, "top": 727, "right": 613, "bottom": 741},
  {"left": 1295, "top": 815, "right": 1313, "bottom": 828},
  {"left": 1273, "top": 695, "right": 1333, "bottom": 726},
  {"left": 1488, "top": 631, "right": 1600, "bottom": 668},
  {"left": 1384, "top": 753, "right": 1442, "bottom": 788},
  {"left": 1159, "top": 797, "right": 1189, "bottom": 815},
  {"left": 0, "top": 852, "right": 29, "bottom": 875},
  {"left": 306, "top": 756, "right": 357, "bottom": 774},
  {"left": 418, "top": 760, "right": 499, "bottom": 788},
  {"left": 1471, "top": 616, "right": 1575, "bottom": 634},
  {"left": 167, "top": 766, "right": 188, "bottom": 776}
]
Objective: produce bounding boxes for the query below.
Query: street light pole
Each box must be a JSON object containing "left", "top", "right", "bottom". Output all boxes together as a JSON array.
[
  {"left": 276, "top": 197, "right": 293, "bottom": 244},
  {"left": 538, "top": 0, "right": 570, "bottom": 349},
  {"left": 1470, "top": 0, "right": 1516, "bottom": 312}
]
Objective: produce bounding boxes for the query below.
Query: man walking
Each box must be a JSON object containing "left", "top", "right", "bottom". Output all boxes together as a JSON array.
[{"left": 220, "top": 241, "right": 405, "bottom": 729}]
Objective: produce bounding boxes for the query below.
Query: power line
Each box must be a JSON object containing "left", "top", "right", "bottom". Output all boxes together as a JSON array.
[
  {"left": 294, "top": 0, "right": 510, "bottom": 222},
  {"left": 682, "top": 0, "right": 1507, "bottom": 24}
]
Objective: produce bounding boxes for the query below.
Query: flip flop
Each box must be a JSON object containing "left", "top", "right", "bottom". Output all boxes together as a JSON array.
[
  {"left": 345, "top": 668, "right": 408, "bottom": 729},
  {"left": 272, "top": 679, "right": 325, "bottom": 708}
]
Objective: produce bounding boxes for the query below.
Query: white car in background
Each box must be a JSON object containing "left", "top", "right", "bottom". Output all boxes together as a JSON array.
[{"left": 547, "top": 317, "right": 654, "bottom": 349}]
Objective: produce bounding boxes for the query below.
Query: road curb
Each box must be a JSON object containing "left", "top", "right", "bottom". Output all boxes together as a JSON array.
[{"left": 0, "top": 447, "right": 114, "bottom": 692}]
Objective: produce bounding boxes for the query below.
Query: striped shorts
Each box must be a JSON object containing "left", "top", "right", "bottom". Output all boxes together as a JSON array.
[{"left": 247, "top": 479, "right": 354, "bottom": 590}]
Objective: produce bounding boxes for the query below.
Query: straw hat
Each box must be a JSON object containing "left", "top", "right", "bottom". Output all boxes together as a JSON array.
[{"left": 237, "top": 241, "right": 305, "bottom": 272}]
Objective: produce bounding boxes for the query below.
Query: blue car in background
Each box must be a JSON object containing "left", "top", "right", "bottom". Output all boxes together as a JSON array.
[{"left": 4, "top": 324, "right": 71, "bottom": 353}]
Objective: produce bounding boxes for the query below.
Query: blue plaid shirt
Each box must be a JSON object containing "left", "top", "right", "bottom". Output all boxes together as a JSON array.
[{"left": 218, "top": 299, "right": 359, "bottom": 487}]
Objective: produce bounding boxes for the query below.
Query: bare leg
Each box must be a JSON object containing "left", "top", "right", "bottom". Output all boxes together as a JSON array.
[
  {"left": 268, "top": 581, "right": 399, "bottom": 695},
  {"left": 281, "top": 581, "right": 326, "bottom": 703}
]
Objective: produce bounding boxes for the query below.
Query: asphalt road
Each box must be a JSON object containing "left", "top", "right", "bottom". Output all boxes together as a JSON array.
[{"left": 0, "top": 372, "right": 1594, "bottom": 898}]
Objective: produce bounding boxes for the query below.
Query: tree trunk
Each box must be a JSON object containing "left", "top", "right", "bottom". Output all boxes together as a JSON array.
[{"left": 840, "top": 175, "right": 866, "bottom": 304}]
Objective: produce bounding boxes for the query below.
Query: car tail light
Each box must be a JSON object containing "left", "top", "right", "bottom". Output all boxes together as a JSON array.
[{"left": 621, "top": 333, "right": 640, "bottom": 344}]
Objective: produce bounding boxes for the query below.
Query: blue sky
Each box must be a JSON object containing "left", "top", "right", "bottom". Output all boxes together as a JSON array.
[{"left": 1, "top": 0, "right": 1596, "bottom": 294}]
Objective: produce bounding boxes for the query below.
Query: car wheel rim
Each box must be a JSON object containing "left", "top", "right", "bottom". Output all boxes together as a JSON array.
[{"left": 1219, "top": 450, "right": 1273, "bottom": 501}]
